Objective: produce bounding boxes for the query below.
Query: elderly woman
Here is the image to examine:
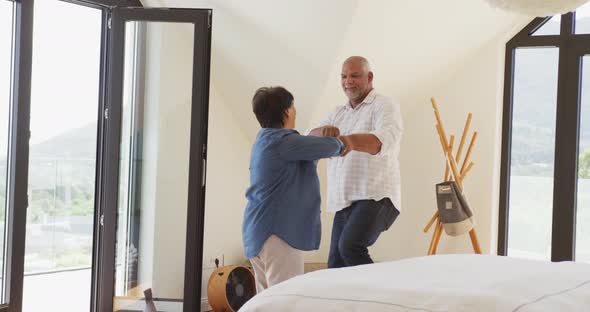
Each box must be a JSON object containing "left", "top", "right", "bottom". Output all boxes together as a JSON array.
[{"left": 242, "top": 86, "right": 367, "bottom": 293}]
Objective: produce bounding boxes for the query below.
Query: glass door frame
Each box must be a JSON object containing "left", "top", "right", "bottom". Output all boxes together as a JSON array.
[
  {"left": 4, "top": 1, "right": 34, "bottom": 311},
  {"left": 97, "top": 7, "right": 211, "bottom": 312},
  {"left": 500, "top": 12, "right": 590, "bottom": 262}
]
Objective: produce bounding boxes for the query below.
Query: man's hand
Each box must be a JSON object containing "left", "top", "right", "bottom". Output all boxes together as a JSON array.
[
  {"left": 338, "top": 134, "right": 382, "bottom": 156},
  {"left": 309, "top": 126, "right": 340, "bottom": 137},
  {"left": 338, "top": 135, "right": 353, "bottom": 156}
]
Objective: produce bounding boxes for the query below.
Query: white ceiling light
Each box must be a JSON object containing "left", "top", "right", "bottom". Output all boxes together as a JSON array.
[{"left": 484, "top": 0, "right": 589, "bottom": 16}]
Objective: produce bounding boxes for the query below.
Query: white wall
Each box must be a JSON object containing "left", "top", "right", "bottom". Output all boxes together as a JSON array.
[
  {"left": 392, "top": 23, "right": 528, "bottom": 257},
  {"left": 201, "top": 82, "right": 252, "bottom": 267},
  {"left": 199, "top": 84, "right": 252, "bottom": 306},
  {"left": 390, "top": 33, "right": 510, "bottom": 259}
]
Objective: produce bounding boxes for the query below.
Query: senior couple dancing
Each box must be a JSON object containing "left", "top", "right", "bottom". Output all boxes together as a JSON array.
[{"left": 242, "top": 56, "right": 404, "bottom": 293}]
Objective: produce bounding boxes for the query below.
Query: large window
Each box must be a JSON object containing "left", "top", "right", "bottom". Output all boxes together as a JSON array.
[
  {"left": 500, "top": 4, "right": 590, "bottom": 262},
  {"left": 506, "top": 48, "right": 559, "bottom": 261}
]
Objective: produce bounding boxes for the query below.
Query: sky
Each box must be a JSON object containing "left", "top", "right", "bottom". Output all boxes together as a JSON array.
[
  {"left": 28, "top": 0, "right": 102, "bottom": 145},
  {"left": 0, "top": 0, "right": 102, "bottom": 148}
]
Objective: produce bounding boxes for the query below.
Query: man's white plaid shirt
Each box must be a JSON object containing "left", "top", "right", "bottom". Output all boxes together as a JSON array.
[{"left": 319, "top": 89, "right": 403, "bottom": 213}]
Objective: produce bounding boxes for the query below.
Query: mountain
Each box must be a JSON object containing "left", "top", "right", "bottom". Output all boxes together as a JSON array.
[
  {"left": 27, "top": 123, "right": 98, "bottom": 191},
  {"left": 30, "top": 123, "right": 98, "bottom": 159}
]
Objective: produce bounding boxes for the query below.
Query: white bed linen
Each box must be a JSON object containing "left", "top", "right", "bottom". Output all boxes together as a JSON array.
[{"left": 239, "top": 254, "right": 590, "bottom": 312}]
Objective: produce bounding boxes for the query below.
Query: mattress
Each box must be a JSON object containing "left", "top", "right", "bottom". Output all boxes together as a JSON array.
[{"left": 239, "top": 254, "right": 590, "bottom": 311}]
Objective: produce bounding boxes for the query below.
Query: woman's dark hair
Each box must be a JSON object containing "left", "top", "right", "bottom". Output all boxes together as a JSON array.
[{"left": 252, "top": 86, "right": 294, "bottom": 128}]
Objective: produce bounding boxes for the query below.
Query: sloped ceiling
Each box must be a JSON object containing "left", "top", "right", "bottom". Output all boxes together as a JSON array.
[{"left": 143, "top": 0, "right": 530, "bottom": 139}]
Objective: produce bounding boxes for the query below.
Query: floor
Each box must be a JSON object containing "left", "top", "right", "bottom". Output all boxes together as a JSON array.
[
  {"left": 22, "top": 268, "right": 91, "bottom": 312},
  {"left": 17, "top": 263, "right": 329, "bottom": 312}
]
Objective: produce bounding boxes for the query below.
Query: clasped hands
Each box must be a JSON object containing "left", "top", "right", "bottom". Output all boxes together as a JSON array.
[
  {"left": 309, "top": 126, "right": 354, "bottom": 156},
  {"left": 309, "top": 126, "right": 382, "bottom": 156}
]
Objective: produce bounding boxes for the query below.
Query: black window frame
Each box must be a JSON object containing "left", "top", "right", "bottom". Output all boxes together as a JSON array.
[{"left": 499, "top": 12, "right": 590, "bottom": 262}]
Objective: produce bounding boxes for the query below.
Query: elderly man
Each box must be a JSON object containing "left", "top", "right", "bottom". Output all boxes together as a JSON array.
[{"left": 309, "top": 56, "right": 403, "bottom": 268}]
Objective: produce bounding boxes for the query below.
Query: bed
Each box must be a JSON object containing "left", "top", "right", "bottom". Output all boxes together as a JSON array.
[{"left": 239, "top": 254, "right": 590, "bottom": 311}]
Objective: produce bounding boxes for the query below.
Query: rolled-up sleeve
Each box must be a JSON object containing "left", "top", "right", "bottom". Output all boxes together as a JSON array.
[
  {"left": 278, "top": 133, "right": 344, "bottom": 161},
  {"left": 370, "top": 99, "right": 403, "bottom": 157}
]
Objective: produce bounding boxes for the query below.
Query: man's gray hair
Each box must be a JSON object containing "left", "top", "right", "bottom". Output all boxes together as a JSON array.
[{"left": 344, "top": 56, "right": 371, "bottom": 72}]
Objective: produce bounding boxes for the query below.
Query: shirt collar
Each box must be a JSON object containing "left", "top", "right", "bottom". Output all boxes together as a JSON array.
[{"left": 346, "top": 89, "right": 377, "bottom": 110}]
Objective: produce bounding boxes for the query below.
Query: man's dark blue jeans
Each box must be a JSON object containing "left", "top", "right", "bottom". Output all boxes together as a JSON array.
[{"left": 328, "top": 198, "right": 399, "bottom": 268}]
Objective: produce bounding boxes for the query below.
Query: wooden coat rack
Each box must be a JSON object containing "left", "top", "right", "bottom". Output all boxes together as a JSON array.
[{"left": 424, "top": 98, "right": 482, "bottom": 255}]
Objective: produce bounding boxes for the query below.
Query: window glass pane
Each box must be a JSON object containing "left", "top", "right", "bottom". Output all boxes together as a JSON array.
[
  {"left": 23, "top": 1, "right": 101, "bottom": 311},
  {"left": 113, "top": 21, "right": 194, "bottom": 312},
  {"left": 507, "top": 48, "right": 559, "bottom": 261},
  {"left": 532, "top": 16, "right": 561, "bottom": 36},
  {"left": 0, "top": 0, "right": 14, "bottom": 304},
  {"left": 575, "top": 2, "right": 590, "bottom": 34},
  {"left": 576, "top": 56, "right": 590, "bottom": 262}
]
